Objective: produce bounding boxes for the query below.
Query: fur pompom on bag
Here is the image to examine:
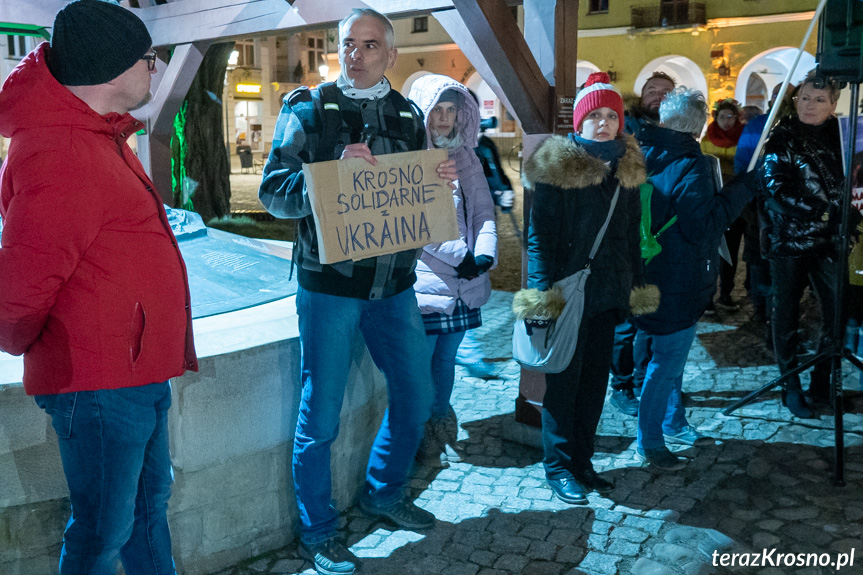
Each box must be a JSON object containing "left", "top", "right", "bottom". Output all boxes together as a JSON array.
[
  {"left": 512, "top": 287, "right": 566, "bottom": 321},
  {"left": 630, "top": 284, "right": 660, "bottom": 316}
]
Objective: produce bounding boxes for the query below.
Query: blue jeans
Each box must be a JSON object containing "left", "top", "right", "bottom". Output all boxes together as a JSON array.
[
  {"left": 34, "top": 382, "right": 175, "bottom": 575},
  {"left": 635, "top": 325, "right": 697, "bottom": 451},
  {"left": 455, "top": 329, "right": 483, "bottom": 365},
  {"left": 426, "top": 330, "right": 467, "bottom": 419},
  {"left": 293, "top": 287, "right": 433, "bottom": 544}
]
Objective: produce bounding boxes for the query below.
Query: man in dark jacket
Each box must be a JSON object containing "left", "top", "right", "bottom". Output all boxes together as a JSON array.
[
  {"left": 611, "top": 71, "right": 677, "bottom": 416},
  {"left": 0, "top": 1, "right": 197, "bottom": 573},
  {"left": 632, "top": 88, "right": 754, "bottom": 471},
  {"left": 258, "top": 9, "right": 455, "bottom": 575}
]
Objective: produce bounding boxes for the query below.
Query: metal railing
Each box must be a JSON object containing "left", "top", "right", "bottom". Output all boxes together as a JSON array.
[{"left": 630, "top": 2, "right": 706, "bottom": 29}]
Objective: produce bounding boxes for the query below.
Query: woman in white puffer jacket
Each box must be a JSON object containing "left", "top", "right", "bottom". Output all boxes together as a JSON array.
[{"left": 408, "top": 74, "right": 497, "bottom": 467}]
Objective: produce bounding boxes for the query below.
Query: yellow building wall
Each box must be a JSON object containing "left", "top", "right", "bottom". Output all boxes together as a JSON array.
[
  {"left": 388, "top": 48, "right": 474, "bottom": 93},
  {"left": 577, "top": 18, "right": 818, "bottom": 105},
  {"left": 577, "top": 0, "right": 819, "bottom": 29}
]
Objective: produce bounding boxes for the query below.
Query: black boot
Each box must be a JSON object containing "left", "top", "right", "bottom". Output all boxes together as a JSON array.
[{"left": 782, "top": 389, "right": 815, "bottom": 419}]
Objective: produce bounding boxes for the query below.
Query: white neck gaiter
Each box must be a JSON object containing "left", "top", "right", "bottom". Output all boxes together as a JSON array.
[
  {"left": 432, "top": 130, "right": 462, "bottom": 150},
  {"left": 337, "top": 75, "right": 391, "bottom": 100}
]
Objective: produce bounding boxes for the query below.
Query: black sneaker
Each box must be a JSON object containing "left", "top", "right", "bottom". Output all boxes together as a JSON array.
[
  {"left": 574, "top": 468, "right": 614, "bottom": 495},
  {"left": 609, "top": 388, "right": 639, "bottom": 416},
  {"left": 359, "top": 495, "right": 435, "bottom": 530},
  {"left": 299, "top": 538, "right": 359, "bottom": 575},
  {"left": 636, "top": 447, "right": 687, "bottom": 471}
]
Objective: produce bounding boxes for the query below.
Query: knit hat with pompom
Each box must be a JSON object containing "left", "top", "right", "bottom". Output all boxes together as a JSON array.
[{"left": 572, "top": 72, "right": 624, "bottom": 133}]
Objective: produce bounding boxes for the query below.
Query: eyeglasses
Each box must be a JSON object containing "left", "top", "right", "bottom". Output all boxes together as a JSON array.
[
  {"left": 141, "top": 51, "right": 157, "bottom": 71},
  {"left": 793, "top": 95, "right": 831, "bottom": 106}
]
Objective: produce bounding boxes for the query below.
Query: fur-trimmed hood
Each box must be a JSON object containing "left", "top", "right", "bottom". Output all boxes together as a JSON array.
[
  {"left": 521, "top": 133, "right": 646, "bottom": 192},
  {"left": 408, "top": 74, "right": 480, "bottom": 150}
]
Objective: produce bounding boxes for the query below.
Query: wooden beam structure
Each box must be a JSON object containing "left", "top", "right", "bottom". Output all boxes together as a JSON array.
[
  {"left": 553, "top": 0, "right": 578, "bottom": 135},
  {"left": 134, "top": 42, "right": 210, "bottom": 203},
  {"left": 138, "top": 0, "right": 454, "bottom": 47},
  {"left": 0, "top": 1, "right": 65, "bottom": 28},
  {"left": 449, "top": 0, "right": 551, "bottom": 134}
]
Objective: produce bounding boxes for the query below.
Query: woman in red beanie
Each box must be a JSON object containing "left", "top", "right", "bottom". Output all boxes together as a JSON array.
[
  {"left": 514, "top": 72, "right": 657, "bottom": 504},
  {"left": 701, "top": 99, "right": 745, "bottom": 308}
]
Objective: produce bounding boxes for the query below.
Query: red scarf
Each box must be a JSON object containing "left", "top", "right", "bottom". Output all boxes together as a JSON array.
[{"left": 705, "top": 120, "right": 744, "bottom": 149}]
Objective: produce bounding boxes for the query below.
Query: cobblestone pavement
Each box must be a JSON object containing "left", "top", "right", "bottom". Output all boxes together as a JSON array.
[{"left": 211, "top": 289, "right": 863, "bottom": 575}]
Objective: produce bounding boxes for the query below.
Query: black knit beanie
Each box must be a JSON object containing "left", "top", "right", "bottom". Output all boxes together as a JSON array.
[
  {"left": 438, "top": 89, "right": 462, "bottom": 106},
  {"left": 49, "top": 0, "right": 152, "bottom": 86}
]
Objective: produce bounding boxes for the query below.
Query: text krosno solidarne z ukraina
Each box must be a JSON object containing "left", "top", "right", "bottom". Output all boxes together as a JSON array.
[
  {"left": 712, "top": 548, "right": 855, "bottom": 571},
  {"left": 333, "top": 164, "right": 440, "bottom": 256}
]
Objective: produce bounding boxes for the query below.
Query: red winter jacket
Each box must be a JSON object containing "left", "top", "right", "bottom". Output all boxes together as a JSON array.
[{"left": 0, "top": 43, "right": 198, "bottom": 395}]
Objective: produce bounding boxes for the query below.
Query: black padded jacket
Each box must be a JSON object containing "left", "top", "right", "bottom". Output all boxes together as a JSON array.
[{"left": 757, "top": 115, "right": 855, "bottom": 258}]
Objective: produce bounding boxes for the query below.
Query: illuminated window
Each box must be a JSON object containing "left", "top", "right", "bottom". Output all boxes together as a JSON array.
[
  {"left": 413, "top": 17, "right": 428, "bottom": 33},
  {"left": 234, "top": 41, "right": 256, "bottom": 67},
  {"left": 589, "top": 0, "right": 609, "bottom": 13},
  {"left": 306, "top": 36, "right": 324, "bottom": 73}
]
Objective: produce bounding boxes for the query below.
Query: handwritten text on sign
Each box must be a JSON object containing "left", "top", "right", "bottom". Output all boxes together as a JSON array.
[{"left": 303, "top": 148, "right": 457, "bottom": 264}]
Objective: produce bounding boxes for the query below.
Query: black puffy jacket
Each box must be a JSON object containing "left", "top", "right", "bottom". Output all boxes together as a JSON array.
[{"left": 758, "top": 116, "right": 845, "bottom": 258}]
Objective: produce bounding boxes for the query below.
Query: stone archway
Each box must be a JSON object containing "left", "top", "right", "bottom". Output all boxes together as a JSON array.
[
  {"left": 734, "top": 47, "right": 816, "bottom": 108},
  {"left": 465, "top": 71, "right": 519, "bottom": 133},
  {"left": 401, "top": 70, "right": 432, "bottom": 98},
  {"left": 633, "top": 55, "right": 708, "bottom": 100}
]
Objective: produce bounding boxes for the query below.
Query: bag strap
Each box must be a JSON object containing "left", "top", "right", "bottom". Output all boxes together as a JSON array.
[
  {"left": 655, "top": 214, "right": 678, "bottom": 238},
  {"left": 584, "top": 184, "right": 621, "bottom": 268}
]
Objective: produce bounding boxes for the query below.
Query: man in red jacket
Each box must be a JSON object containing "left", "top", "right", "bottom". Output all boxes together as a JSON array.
[{"left": 0, "top": 1, "right": 197, "bottom": 573}]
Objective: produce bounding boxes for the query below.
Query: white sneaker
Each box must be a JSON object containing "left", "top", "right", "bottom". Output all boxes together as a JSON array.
[{"left": 664, "top": 425, "right": 713, "bottom": 447}]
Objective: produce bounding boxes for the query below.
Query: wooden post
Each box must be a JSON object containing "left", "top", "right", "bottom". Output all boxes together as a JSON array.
[{"left": 516, "top": 0, "right": 579, "bottom": 429}]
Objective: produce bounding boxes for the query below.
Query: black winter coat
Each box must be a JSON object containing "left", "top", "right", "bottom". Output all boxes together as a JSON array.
[
  {"left": 633, "top": 124, "right": 754, "bottom": 335},
  {"left": 758, "top": 116, "right": 848, "bottom": 258},
  {"left": 522, "top": 134, "right": 646, "bottom": 320}
]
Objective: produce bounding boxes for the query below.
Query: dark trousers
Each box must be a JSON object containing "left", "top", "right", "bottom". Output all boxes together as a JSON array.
[
  {"left": 542, "top": 310, "right": 617, "bottom": 479},
  {"left": 770, "top": 254, "right": 841, "bottom": 392},
  {"left": 747, "top": 257, "right": 772, "bottom": 316},
  {"left": 719, "top": 216, "right": 748, "bottom": 297},
  {"left": 610, "top": 319, "right": 647, "bottom": 391}
]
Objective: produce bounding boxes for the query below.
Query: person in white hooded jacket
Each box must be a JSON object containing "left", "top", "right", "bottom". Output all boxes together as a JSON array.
[{"left": 408, "top": 75, "right": 498, "bottom": 467}]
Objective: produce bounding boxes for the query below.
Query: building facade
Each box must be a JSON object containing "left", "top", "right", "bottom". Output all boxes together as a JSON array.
[
  {"left": 575, "top": 0, "right": 820, "bottom": 109},
  {"left": 0, "top": 2, "right": 829, "bottom": 162}
]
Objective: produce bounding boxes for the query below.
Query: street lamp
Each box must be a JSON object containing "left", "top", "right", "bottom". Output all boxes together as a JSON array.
[{"left": 318, "top": 62, "right": 329, "bottom": 83}]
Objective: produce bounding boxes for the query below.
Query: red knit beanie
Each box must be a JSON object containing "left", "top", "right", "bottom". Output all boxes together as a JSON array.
[{"left": 572, "top": 72, "right": 624, "bottom": 134}]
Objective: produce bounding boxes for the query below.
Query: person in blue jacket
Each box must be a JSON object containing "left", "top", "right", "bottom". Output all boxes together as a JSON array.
[
  {"left": 733, "top": 84, "right": 796, "bottom": 330},
  {"left": 632, "top": 87, "right": 755, "bottom": 471}
]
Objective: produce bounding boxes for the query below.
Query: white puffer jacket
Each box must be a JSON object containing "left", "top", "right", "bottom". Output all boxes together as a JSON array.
[{"left": 408, "top": 75, "right": 497, "bottom": 314}]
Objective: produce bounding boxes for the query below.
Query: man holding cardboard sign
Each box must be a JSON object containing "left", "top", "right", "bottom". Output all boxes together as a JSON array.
[{"left": 259, "top": 8, "right": 457, "bottom": 575}]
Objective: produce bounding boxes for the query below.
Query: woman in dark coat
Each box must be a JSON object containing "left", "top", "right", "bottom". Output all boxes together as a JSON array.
[
  {"left": 759, "top": 72, "right": 861, "bottom": 418},
  {"left": 513, "top": 73, "right": 657, "bottom": 504}
]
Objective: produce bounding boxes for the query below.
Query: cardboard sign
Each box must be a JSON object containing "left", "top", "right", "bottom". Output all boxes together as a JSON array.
[{"left": 303, "top": 148, "right": 458, "bottom": 264}]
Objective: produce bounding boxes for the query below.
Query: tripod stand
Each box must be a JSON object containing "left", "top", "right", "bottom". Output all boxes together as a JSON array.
[{"left": 723, "top": 80, "right": 863, "bottom": 487}]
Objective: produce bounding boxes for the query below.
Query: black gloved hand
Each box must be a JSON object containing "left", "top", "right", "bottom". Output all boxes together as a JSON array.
[
  {"left": 474, "top": 255, "right": 493, "bottom": 274},
  {"left": 455, "top": 251, "right": 479, "bottom": 279}
]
